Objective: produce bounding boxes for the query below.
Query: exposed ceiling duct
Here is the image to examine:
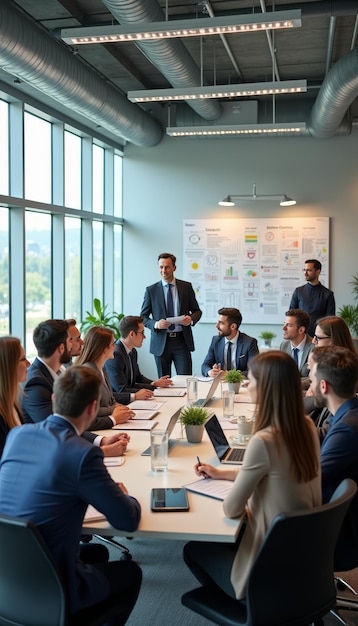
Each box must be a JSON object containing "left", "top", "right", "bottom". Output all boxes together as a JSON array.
[
  {"left": 100, "top": 0, "right": 221, "bottom": 122},
  {"left": 309, "top": 47, "right": 358, "bottom": 138},
  {"left": 0, "top": 1, "right": 162, "bottom": 147}
]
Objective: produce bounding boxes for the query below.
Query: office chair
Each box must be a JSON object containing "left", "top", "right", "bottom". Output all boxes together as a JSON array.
[
  {"left": 331, "top": 494, "right": 358, "bottom": 622},
  {"left": 0, "top": 513, "right": 136, "bottom": 626},
  {"left": 181, "top": 478, "right": 356, "bottom": 626}
]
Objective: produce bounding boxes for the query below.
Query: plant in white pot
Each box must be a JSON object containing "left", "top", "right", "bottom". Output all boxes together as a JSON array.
[
  {"left": 179, "top": 406, "right": 209, "bottom": 443},
  {"left": 224, "top": 368, "right": 245, "bottom": 393}
]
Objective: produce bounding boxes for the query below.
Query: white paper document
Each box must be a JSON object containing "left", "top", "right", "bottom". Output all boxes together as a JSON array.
[
  {"left": 131, "top": 410, "right": 158, "bottom": 420},
  {"left": 103, "top": 457, "right": 126, "bottom": 467},
  {"left": 153, "top": 388, "right": 186, "bottom": 397},
  {"left": 84, "top": 505, "right": 106, "bottom": 522},
  {"left": 128, "top": 401, "right": 163, "bottom": 410},
  {"left": 184, "top": 479, "right": 232, "bottom": 501},
  {"left": 166, "top": 315, "right": 185, "bottom": 324},
  {"left": 113, "top": 420, "right": 158, "bottom": 430}
]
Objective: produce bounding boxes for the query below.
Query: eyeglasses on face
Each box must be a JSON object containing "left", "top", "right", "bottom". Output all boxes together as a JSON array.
[
  {"left": 135, "top": 330, "right": 145, "bottom": 335},
  {"left": 313, "top": 334, "right": 331, "bottom": 342}
]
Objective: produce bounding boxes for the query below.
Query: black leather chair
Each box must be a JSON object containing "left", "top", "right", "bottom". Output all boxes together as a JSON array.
[
  {"left": 181, "top": 479, "right": 356, "bottom": 626},
  {"left": 0, "top": 513, "right": 137, "bottom": 626}
]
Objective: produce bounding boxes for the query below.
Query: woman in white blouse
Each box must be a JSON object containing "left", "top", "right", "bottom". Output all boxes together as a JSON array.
[{"left": 184, "top": 350, "right": 321, "bottom": 600}]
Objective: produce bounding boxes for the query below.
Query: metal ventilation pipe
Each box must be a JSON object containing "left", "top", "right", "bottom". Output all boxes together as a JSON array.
[
  {"left": 101, "top": 0, "right": 222, "bottom": 122},
  {"left": 0, "top": 1, "right": 162, "bottom": 147},
  {"left": 309, "top": 48, "right": 358, "bottom": 138}
]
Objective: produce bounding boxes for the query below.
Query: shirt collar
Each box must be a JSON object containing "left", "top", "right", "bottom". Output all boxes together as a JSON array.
[
  {"left": 226, "top": 331, "right": 239, "bottom": 346},
  {"left": 36, "top": 356, "right": 59, "bottom": 380},
  {"left": 290, "top": 336, "right": 307, "bottom": 351}
]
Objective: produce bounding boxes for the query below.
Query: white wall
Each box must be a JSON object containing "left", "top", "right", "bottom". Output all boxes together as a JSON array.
[{"left": 122, "top": 133, "right": 358, "bottom": 379}]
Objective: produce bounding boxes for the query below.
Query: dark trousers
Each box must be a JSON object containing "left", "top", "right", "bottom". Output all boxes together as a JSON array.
[
  {"left": 155, "top": 334, "right": 192, "bottom": 377},
  {"left": 79, "top": 543, "right": 142, "bottom": 626},
  {"left": 183, "top": 540, "right": 237, "bottom": 599}
]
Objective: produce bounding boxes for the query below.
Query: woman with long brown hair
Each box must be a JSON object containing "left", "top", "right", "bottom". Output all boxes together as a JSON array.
[
  {"left": 0, "top": 337, "right": 30, "bottom": 457},
  {"left": 76, "top": 326, "right": 134, "bottom": 430},
  {"left": 183, "top": 350, "right": 321, "bottom": 601}
]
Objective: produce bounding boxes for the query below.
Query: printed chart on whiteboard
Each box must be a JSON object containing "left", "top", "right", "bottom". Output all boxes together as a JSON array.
[{"left": 183, "top": 217, "right": 330, "bottom": 324}]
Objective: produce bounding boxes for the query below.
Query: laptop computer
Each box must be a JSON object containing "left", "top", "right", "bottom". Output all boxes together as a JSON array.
[
  {"left": 192, "top": 374, "right": 221, "bottom": 407},
  {"left": 205, "top": 414, "right": 246, "bottom": 464},
  {"left": 141, "top": 407, "right": 182, "bottom": 456}
]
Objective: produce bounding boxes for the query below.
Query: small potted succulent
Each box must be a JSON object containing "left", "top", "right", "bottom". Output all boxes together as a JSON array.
[
  {"left": 259, "top": 330, "right": 277, "bottom": 348},
  {"left": 224, "top": 368, "right": 245, "bottom": 393},
  {"left": 179, "top": 406, "right": 209, "bottom": 443}
]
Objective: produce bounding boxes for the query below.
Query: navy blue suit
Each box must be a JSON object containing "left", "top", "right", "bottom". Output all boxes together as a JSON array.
[
  {"left": 201, "top": 333, "right": 259, "bottom": 377},
  {"left": 21, "top": 358, "right": 97, "bottom": 442},
  {"left": 105, "top": 340, "right": 154, "bottom": 405},
  {"left": 141, "top": 278, "right": 202, "bottom": 376},
  {"left": 320, "top": 397, "right": 358, "bottom": 569},
  {"left": 0, "top": 415, "right": 141, "bottom": 613}
]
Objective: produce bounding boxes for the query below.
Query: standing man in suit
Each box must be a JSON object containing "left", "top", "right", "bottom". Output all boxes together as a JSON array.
[
  {"left": 280, "top": 309, "right": 314, "bottom": 388},
  {"left": 22, "top": 319, "right": 129, "bottom": 457},
  {"left": 0, "top": 366, "right": 142, "bottom": 620},
  {"left": 105, "top": 315, "right": 173, "bottom": 404},
  {"left": 201, "top": 308, "right": 259, "bottom": 378},
  {"left": 289, "top": 259, "right": 335, "bottom": 336},
  {"left": 141, "top": 253, "right": 202, "bottom": 377},
  {"left": 309, "top": 345, "right": 358, "bottom": 568}
]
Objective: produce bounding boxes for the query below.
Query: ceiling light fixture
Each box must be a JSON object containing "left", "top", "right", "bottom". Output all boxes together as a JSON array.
[
  {"left": 166, "top": 122, "right": 306, "bottom": 137},
  {"left": 128, "top": 79, "right": 307, "bottom": 103},
  {"left": 60, "top": 10, "right": 301, "bottom": 45},
  {"left": 218, "top": 184, "right": 297, "bottom": 207}
]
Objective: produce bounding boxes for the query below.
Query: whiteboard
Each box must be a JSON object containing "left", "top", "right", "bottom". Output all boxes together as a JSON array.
[{"left": 183, "top": 217, "right": 330, "bottom": 324}]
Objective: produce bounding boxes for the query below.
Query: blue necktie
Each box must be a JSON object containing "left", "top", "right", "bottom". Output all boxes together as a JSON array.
[
  {"left": 292, "top": 347, "right": 299, "bottom": 365},
  {"left": 166, "top": 284, "right": 175, "bottom": 330},
  {"left": 226, "top": 342, "right": 232, "bottom": 371}
]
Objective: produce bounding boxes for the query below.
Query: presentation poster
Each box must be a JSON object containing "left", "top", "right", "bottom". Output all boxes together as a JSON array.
[{"left": 183, "top": 217, "right": 330, "bottom": 324}]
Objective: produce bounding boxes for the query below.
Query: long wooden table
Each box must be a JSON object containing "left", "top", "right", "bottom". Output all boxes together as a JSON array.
[{"left": 83, "top": 379, "right": 254, "bottom": 543}]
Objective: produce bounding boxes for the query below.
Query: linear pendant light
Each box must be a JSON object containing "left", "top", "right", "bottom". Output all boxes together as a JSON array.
[
  {"left": 128, "top": 79, "right": 307, "bottom": 103},
  {"left": 166, "top": 123, "right": 307, "bottom": 137},
  {"left": 219, "top": 185, "right": 296, "bottom": 207},
  {"left": 61, "top": 9, "right": 301, "bottom": 45}
]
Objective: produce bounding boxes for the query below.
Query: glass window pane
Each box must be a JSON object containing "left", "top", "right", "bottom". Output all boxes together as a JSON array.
[
  {"left": 114, "top": 154, "right": 123, "bottom": 217},
  {"left": 65, "top": 131, "right": 81, "bottom": 209},
  {"left": 114, "top": 224, "right": 122, "bottom": 314},
  {"left": 92, "top": 144, "right": 104, "bottom": 214},
  {"left": 0, "top": 207, "right": 9, "bottom": 335},
  {"left": 93, "top": 221, "right": 103, "bottom": 300},
  {"left": 0, "top": 101, "right": 9, "bottom": 195},
  {"left": 25, "top": 211, "right": 52, "bottom": 358},
  {"left": 24, "top": 112, "right": 51, "bottom": 203},
  {"left": 65, "top": 216, "right": 81, "bottom": 319}
]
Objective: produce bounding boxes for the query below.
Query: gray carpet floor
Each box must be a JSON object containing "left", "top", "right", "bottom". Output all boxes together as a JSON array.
[{"left": 95, "top": 536, "right": 358, "bottom": 626}]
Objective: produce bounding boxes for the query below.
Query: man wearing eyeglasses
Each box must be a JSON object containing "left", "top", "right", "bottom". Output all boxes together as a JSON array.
[
  {"left": 105, "top": 315, "right": 173, "bottom": 404},
  {"left": 289, "top": 259, "right": 335, "bottom": 337}
]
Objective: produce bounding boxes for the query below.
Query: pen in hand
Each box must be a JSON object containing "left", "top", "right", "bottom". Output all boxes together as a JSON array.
[{"left": 196, "top": 456, "right": 208, "bottom": 479}]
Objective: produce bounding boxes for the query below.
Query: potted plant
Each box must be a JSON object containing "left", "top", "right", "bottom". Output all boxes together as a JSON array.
[
  {"left": 224, "top": 368, "right": 245, "bottom": 393},
  {"left": 81, "top": 298, "right": 124, "bottom": 340},
  {"left": 259, "top": 330, "right": 277, "bottom": 347},
  {"left": 338, "top": 274, "right": 358, "bottom": 342},
  {"left": 179, "top": 406, "right": 209, "bottom": 443}
]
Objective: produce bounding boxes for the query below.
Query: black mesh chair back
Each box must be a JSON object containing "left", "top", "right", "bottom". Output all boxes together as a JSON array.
[
  {"left": 182, "top": 478, "right": 357, "bottom": 626},
  {"left": 0, "top": 513, "right": 136, "bottom": 626}
]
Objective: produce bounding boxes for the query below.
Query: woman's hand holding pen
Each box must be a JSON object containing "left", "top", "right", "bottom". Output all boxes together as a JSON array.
[{"left": 195, "top": 457, "right": 220, "bottom": 480}]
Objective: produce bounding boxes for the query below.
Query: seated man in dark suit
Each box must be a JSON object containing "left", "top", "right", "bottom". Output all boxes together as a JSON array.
[
  {"left": 22, "top": 319, "right": 129, "bottom": 457},
  {"left": 309, "top": 345, "right": 358, "bottom": 569},
  {"left": 201, "top": 307, "right": 259, "bottom": 378},
  {"left": 280, "top": 309, "right": 314, "bottom": 389},
  {"left": 105, "top": 315, "right": 173, "bottom": 404},
  {"left": 0, "top": 366, "right": 142, "bottom": 620}
]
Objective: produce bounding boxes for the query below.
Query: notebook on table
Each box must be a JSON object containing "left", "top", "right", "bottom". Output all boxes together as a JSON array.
[
  {"left": 141, "top": 407, "right": 182, "bottom": 456},
  {"left": 205, "top": 414, "right": 246, "bottom": 465},
  {"left": 192, "top": 374, "right": 221, "bottom": 407}
]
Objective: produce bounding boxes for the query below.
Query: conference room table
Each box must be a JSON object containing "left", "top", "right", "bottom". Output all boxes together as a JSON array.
[{"left": 83, "top": 378, "right": 255, "bottom": 544}]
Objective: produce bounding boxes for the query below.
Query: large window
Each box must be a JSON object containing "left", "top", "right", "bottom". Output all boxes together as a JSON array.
[{"left": 0, "top": 95, "right": 123, "bottom": 352}]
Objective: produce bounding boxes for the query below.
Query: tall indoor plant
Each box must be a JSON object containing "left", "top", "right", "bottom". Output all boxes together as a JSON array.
[
  {"left": 81, "top": 298, "right": 124, "bottom": 340},
  {"left": 338, "top": 274, "right": 358, "bottom": 339}
]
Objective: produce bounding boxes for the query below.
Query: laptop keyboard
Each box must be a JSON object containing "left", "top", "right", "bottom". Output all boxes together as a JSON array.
[{"left": 227, "top": 448, "right": 245, "bottom": 462}]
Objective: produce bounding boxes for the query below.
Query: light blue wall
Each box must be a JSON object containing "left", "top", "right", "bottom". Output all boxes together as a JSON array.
[{"left": 122, "top": 133, "right": 358, "bottom": 379}]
